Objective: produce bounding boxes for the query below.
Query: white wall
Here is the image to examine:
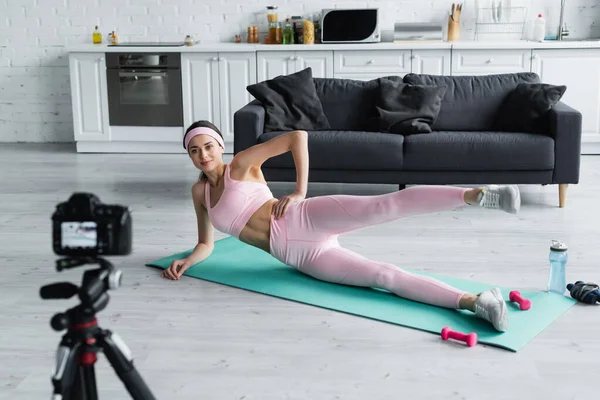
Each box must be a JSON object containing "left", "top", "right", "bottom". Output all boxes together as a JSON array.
[{"left": 1, "top": 0, "right": 598, "bottom": 143}]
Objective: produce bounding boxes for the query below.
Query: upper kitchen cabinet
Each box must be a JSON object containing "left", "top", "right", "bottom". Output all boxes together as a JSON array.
[
  {"left": 181, "top": 52, "right": 256, "bottom": 147},
  {"left": 257, "top": 51, "right": 334, "bottom": 81},
  {"left": 69, "top": 52, "right": 110, "bottom": 142},
  {"left": 411, "top": 49, "right": 451, "bottom": 75},
  {"left": 451, "top": 49, "right": 532, "bottom": 75},
  {"left": 532, "top": 49, "right": 600, "bottom": 151}
]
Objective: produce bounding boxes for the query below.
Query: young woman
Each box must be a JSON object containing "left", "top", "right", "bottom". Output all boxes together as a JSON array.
[{"left": 162, "top": 120, "right": 521, "bottom": 332}]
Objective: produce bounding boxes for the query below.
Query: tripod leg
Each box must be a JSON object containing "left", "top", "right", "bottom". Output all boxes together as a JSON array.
[
  {"left": 79, "top": 364, "right": 99, "bottom": 400},
  {"left": 58, "top": 345, "right": 99, "bottom": 400},
  {"left": 99, "top": 329, "right": 157, "bottom": 400},
  {"left": 51, "top": 342, "right": 81, "bottom": 400}
]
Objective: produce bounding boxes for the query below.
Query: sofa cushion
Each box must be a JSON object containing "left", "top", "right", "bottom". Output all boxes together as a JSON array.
[
  {"left": 402, "top": 131, "right": 554, "bottom": 171},
  {"left": 313, "top": 76, "right": 403, "bottom": 131},
  {"left": 376, "top": 79, "right": 447, "bottom": 135},
  {"left": 259, "top": 130, "right": 404, "bottom": 170},
  {"left": 493, "top": 83, "right": 567, "bottom": 133},
  {"left": 246, "top": 67, "right": 330, "bottom": 132},
  {"left": 403, "top": 72, "right": 541, "bottom": 132}
]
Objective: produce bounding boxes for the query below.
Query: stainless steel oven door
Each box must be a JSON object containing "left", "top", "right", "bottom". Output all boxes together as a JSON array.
[{"left": 106, "top": 66, "right": 183, "bottom": 127}]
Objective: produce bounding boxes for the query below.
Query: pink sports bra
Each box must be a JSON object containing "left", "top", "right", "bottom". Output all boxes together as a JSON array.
[{"left": 205, "top": 164, "right": 275, "bottom": 239}]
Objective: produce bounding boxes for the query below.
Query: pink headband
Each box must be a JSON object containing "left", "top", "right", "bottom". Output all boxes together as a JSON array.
[{"left": 184, "top": 127, "right": 225, "bottom": 150}]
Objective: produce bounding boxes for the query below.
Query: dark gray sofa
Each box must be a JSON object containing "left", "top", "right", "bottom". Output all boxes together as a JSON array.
[{"left": 234, "top": 72, "right": 582, "bottom": 208}]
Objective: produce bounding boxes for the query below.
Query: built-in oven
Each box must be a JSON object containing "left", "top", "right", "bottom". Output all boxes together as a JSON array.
[{"left": 106, "top": 52, "right": 183, "bottom": 127}]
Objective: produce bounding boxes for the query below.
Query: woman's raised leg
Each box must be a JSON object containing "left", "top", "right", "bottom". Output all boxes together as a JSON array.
[
  {"left": 301, "top": 186, "right": 470, "bottom": 236},
  {"left": 298, "top": 184, "right": 520, "bottom": 238}
]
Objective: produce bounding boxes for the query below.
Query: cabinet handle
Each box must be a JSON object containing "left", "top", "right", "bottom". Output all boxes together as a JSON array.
[
  {"left": 294, "top": 56, "right": 299, "bottom": 60},
  {"left": 119, "top": 71, "right": 167, "bottom": 78},
  {"left": 99, "top": 57, "right": 105, "bottom": 61},
  {"left": 486, "top": 59, "right": 493, "bottom": 64},
  {"left": 219, "top": 57, "right": 224, "bottom": 61},
  {"left": 367, "top": 59, "right": 375, "bottom": 64}
]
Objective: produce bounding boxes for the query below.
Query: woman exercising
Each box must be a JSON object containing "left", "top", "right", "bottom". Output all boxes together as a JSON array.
[{"left": 162, "top": 120, "right": 521, "bottom": 332}]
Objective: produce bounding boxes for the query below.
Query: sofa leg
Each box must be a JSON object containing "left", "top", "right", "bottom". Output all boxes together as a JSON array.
[
  {"left": 559, "top": 184, "right": 568, "bottom": 208},
  {"left": 399, "top": 184, "right": 406, "bottom": 191}
]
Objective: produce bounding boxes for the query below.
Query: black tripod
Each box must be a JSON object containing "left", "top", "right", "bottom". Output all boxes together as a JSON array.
[{"left": 40, "top": 257, "right": 156, "bottom": 400}]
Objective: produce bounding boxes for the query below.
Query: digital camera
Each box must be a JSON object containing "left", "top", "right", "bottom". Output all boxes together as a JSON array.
[{"left": 52, "top": 193, "right": 132, "bottom": 257}]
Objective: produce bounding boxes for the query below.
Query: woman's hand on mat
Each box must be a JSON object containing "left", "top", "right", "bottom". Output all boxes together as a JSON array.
[
  {"left": 272, "top": 192, "right": 305, "bottom": 219},
  {"left": 162, "top": 259, "right": 189, "bottom": 280}
]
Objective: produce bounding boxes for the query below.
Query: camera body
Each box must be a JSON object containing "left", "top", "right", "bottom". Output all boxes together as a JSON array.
[{"left": 52, "top": 193, "right": 132, "bottom": 257}]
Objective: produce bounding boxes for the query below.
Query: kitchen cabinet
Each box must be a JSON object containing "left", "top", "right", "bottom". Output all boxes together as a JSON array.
[
  {"left": 68, "top": 44, "right": 600, "bottom": 154},
  {"left": 451, "top": 49, "right": 532, "bottom": 75},
  {"left": 334, "top": 49, "right": 411, "bottom": 80},
  {"left": 411, "top": 49, "right": 451, "bottom": 75},
  {"left": 257, "top": 51, "right": 333, "bottom": 81},
  {"left": 181, "top": 52, "right": 256, "bottom": 147},
  {"left": 532, "top": 49, "right": 600, "bottom": 152},
  {"left": 69, "top": 52, "right": 110, "bottom": 142},
  {"left": 332, "top": 49, "right": 449, "bottom": 79}
]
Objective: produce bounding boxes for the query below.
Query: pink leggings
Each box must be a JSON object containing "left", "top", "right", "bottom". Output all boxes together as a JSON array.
[{"left": 269, "top": 186, "right": 470, "bottom": 309}]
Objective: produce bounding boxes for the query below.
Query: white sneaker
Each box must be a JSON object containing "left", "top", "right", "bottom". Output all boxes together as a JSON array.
[
  {"left": 474, "top": 287, "right": 509, "bottom": 332},
  {"left": 478, "top": 185, "right": 521, "bottom": 214}
]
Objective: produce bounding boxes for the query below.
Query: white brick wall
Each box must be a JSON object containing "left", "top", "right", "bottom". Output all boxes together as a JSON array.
[{"left": 0, "top": 0, "right": 598, "bottom": 143}]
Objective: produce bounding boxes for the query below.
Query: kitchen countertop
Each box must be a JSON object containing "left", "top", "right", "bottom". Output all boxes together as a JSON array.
[{"left": 68, "top": 39, "right": 600, "bottom": 53}]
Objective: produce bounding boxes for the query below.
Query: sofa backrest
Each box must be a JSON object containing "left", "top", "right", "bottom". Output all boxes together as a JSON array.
[
  {"left": 313, "top": 76, "right": 402, "bottom": 131},
  {"left": 403, "top": 72, "right": 541, "bottom": 131}
]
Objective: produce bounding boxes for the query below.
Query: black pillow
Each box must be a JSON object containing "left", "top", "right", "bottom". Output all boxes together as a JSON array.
[
  {"left": 376, "top": 78, "right": 447, "bottom": 135},
  {"left": 493, "top": 83, "right": 567, "bottom": 132},
  {"left": 246, "top": 67, "right": 330, "bottom": 132}
]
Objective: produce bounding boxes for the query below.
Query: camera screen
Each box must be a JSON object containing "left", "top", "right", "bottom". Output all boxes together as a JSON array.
[{"left": 61, "top": 222, "right": 97, "bottom": 249}]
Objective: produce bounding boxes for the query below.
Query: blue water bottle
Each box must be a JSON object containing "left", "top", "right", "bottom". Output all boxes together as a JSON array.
[{"left": 548, "top": 240, "right": 568, "bottom": 294}]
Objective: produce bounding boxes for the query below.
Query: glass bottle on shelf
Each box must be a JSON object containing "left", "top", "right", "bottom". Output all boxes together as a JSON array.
[
  {"left": 267, "top": 6, "right": 281, "bottom": 44},
  {"left": 313, "top": 13, "right": 321, "bottom": 43},
  {"left": 291, "top": 16, "right": 303, "bottom": 44},
  {"left": 92, "top": 25, "right": 102, "bottom": 44},
  {"left": 283, "top": 18, "right": 294, "bottom": 44}
]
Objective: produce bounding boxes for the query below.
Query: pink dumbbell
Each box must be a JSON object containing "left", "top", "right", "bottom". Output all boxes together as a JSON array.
[
  {"left": 509, "top": 290, "right": 531, "bottom": 310},
  {"left": 441, "top": 326, "right": 478, "bottom": 347}
]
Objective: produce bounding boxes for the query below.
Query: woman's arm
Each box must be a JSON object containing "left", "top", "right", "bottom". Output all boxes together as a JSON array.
[
  {"left": 233, "top": 130, "right": 309, "bottom": 195},
  {"left": 162, "top": 182, "right": 214, "bottom": 280},
  {"left": 186, "top": 181, "right": 215, "bottom": 264}
]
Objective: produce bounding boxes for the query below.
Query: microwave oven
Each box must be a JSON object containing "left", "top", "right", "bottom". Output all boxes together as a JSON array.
[{"left": 320, "top": 9, "right": 381, "bottom": 43}]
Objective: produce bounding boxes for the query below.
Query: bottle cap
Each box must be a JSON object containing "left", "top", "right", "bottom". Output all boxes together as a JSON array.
[{"left": 550, "top": 240, "right": 568, "bottom": 252}]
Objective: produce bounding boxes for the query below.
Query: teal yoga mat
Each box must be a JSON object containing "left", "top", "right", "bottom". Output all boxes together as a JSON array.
[{"left": 145, "top": 237, "right": 576, "bottom": 352}]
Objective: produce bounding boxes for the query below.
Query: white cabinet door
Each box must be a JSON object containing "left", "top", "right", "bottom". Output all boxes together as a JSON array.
[
  {"left": 257, "top": 51, "right": 333, "bottom": 80},
  {"left": 69, "top": 53, "right": 109, "bottom": 141},
  {"left": 181, "top": 53, "right": 220, "bottom": 136},
  {"left": 218, "top": 52, "right": 257, "bottom": 146},
  {"left": 257, "top": 51, "right": 296, "bottom": 81},
  {"left": 411, "top": 49, "right": 451, "bottom": 75},
  {"left": 451, "top": 49, "right": 532, "bottom": 75},
  {"left": 334, "top": 50, "right": 411, "bottom": 75},
  {"left": 296, "top": 51, "right": 334, "bottom": 78},
  {"left": 532, "top": 49, "right": 600, "bottom": 152}
]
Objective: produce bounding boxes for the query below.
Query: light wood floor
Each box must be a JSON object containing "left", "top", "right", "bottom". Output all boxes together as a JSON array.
[{"left": 1, "top": 143, "right": 599, "bottom": 400}]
